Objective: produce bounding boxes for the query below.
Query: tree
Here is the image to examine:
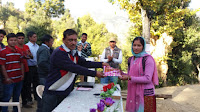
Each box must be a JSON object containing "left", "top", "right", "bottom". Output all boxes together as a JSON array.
[
  {"left": 0, "top": 6, "right": 10, "bottom": 28},
  {"left": 25, "top": 0, "right": 65, "bottom": 18},
  {"left": 23, "top": 0, "right": 65, "bottom": 44},
  {"left": 109, "top": 0, "right": 200, "bottom": 86},
  {"left": 109, "top": 0, "right": 191, "bottom": 44},
  {"left": 52, "top": 9, "right": 77, "bottom": 47},
  {"left": 167, "top": 13, "right": 200, "bottom": 85},
  {"left": 23, "top": 8, "right": 52, "bottom": 44},
  {"left": 0, "top": 2, "right": 19, "bottom": 28}
]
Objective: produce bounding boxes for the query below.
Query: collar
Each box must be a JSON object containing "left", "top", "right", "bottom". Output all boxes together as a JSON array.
[
  {"left": 28, "top": 41, "right": 37, "bottom": 46},
  {"left": 6, "top": 46, "right": 17, "bottom": 52},
  {"left": 62, "top": 43, "right": 76, "bottom": 56},
  {"left": 109, "top": 46, "right": 118, "bottom": 50},
  {"left": 78, "top": 40, "right": 88, "bottom": 44},
  {"left": 42, "top": 43, "right": 50, "bottom": 49}
]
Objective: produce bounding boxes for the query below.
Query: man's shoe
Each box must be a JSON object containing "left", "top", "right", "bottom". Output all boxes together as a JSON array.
[{"left": 22, "top": 104, "right": 33, "bottom": 108}]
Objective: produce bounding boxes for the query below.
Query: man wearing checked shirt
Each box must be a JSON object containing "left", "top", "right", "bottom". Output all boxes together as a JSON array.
[{"left": 76, "top": 33, "right": 92, "bottom": 82}]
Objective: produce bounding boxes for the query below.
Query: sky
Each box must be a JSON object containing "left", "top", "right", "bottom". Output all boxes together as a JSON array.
[{"left": 2, "top": 0, "right": 200, "bottom": 41}]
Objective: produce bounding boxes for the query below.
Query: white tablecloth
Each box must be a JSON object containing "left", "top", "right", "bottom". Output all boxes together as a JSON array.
[{"left": 52, "top": 84, "right": 124, "bottom": 112}]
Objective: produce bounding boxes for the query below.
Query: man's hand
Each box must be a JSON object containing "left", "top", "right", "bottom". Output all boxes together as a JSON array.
[
  {"left": 107, "top": 56, "right": 113, "bottom": 62},
  {"left": 21, "top": 75, "right": 24, "bottom": 80},
  {"left": 96, "top": 71, "right": 106, "bottom": 78},
  {"left": 77, "top": 45, "right": 82, "bottom": 51},
  {"left": 102, "top": 63, "right": 109, "bottom": 67},
  {"left": 4, "top": 78, "right": 14, "bottom": 84},
  {"left": 24, "top": 55, "right": 31, "bottom": 59},
  {"left": 84, "top": 44, "right": 88, "bottom": 49},
  {"left": 26, "top": 50, "right": 33, "bottom": 59}
]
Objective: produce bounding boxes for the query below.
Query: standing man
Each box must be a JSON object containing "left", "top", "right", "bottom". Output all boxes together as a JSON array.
[
  {"left": 77, "top": 33, "right": 92, "bottom": 82},
  {"left": 15, "top": 32, "right": 33, "bottom": 108},
  {"left": 0, "top": 29, "right": 6, "bottom": 111},
  {"left": 77, "top": 33, "right": 92, "bottom": 58},
  {"left": 0, "top": 33, "right": 24, "bottom": 112},
  {"left": 36, "top": 34, "right": 54, "bottom": 112},
  {"left": 42, "top": 29, "right": 108, "bottom": 112},
  {"left": 37, "top": 34, "right": 54, "bottom": 85},
  {"left": 26, "top": 31, "right": 39, "bottom": 105},
  {"left": 100, "top": 37, "right": 122, "bottom": 84},
  {"left": 0, "top": 29, "right": 6, "bottom": 50}
]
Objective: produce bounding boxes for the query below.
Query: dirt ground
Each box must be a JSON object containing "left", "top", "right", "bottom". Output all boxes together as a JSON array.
[
  {"left": 155, "top": 84, "right": 200, "bottom": 112},
  {"left": 17, "top": 84, "right": 200, "bottom": 112}
]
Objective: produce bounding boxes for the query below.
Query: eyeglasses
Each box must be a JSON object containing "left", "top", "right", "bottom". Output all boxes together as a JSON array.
[{"left": 110, "top": 41, "right": 115, "bottom": 43}]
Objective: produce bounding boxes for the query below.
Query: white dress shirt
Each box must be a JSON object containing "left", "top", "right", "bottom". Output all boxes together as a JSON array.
[{"left": 26, "top": 41, "right": 39, "bottom": 66}]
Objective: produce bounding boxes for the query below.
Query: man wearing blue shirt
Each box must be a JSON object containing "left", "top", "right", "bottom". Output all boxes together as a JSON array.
[{"left": 24, "top": 31, "right": 39, "bottom": 106}]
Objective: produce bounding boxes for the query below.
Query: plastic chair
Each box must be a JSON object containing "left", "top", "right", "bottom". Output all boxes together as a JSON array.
[
  {"left": 36, "top": 85, "right": 45, "bottom": 99},
  {"left": 0, "top": 102, "right": 21, "bottom": 112}
]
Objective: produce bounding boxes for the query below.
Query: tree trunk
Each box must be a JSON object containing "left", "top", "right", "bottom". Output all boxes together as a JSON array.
[
  {"left": 3, "top": 21, "right": 6, "bottom": 28},
  {"left": 197, "top": 64, "right": 200, "bottom": 83},
  {"left": 141, "top": 8, "right": 150, "bottom": 44}
]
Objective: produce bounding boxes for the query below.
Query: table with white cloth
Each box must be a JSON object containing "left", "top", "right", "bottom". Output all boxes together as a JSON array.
[{"left": 52, "top": 84, "right": 124, "bottom": 112}]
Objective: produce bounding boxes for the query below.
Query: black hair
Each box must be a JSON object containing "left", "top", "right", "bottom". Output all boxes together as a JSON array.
[
  {"left": 27, "top": 31, "right": 36, "bottom": 39},
  {"left": 41, "top": 34, "right": 53, "bottom": 43},
  {"left": 0, "top": 29, "right": 6, "bottom": 35},
  {"left": 82, "top": 33, "right": 87, "bottom": 36},
  {"left": 7, "top": 33, "right": 16, "bottom": 40},
  {"left": 16, "top": 32, "right": 25, "bottom": 38},
  {"left": 63, "top": 29, "right": 77, "bottom": 39},
  {"left": 132, "top": 36, "right": 145, "bottom": 48}
]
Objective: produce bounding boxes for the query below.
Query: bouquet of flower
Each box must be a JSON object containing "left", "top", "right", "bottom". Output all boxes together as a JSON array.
[{"left": 100, "top": 83, "right": 117, "bottom": 98}]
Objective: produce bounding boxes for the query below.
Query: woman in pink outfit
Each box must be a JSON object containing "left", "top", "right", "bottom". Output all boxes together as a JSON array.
[{"left": 119, "top": 37, "right": 159, "bottom": 112}]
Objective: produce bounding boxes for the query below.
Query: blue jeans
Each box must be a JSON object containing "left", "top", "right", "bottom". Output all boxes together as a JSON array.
[
  {"left": 0, "top": 74, "right": 3, "bottom": 111},
  {"left": 2, "top": 81, "right": 23, "bottom": 112},
  {"left": 100, "top": 76, "right": 118, "bottom": 84}
]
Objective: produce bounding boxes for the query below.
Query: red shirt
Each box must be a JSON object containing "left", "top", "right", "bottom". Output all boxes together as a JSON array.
[
  {"left": 0, "top": 46, "right": 23, "bottom": 83},
  {"left": 15, "top": 45, "right": 30, "bottom": 72}
]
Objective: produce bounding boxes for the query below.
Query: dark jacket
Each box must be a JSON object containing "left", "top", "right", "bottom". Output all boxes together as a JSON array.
[
  {"left": 0, "top": 43, "right": 5, "bottom": 50},
  {"left": 44, "top": 45, "right": 102, "bottom": 96},
  {"left": 37, "top": 45, "right": 51, "bottom": 78}
]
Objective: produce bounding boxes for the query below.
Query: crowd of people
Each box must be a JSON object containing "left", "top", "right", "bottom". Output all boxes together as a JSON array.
[{"left": 0, "top": 28, "right": 158, "bottom": 112}]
